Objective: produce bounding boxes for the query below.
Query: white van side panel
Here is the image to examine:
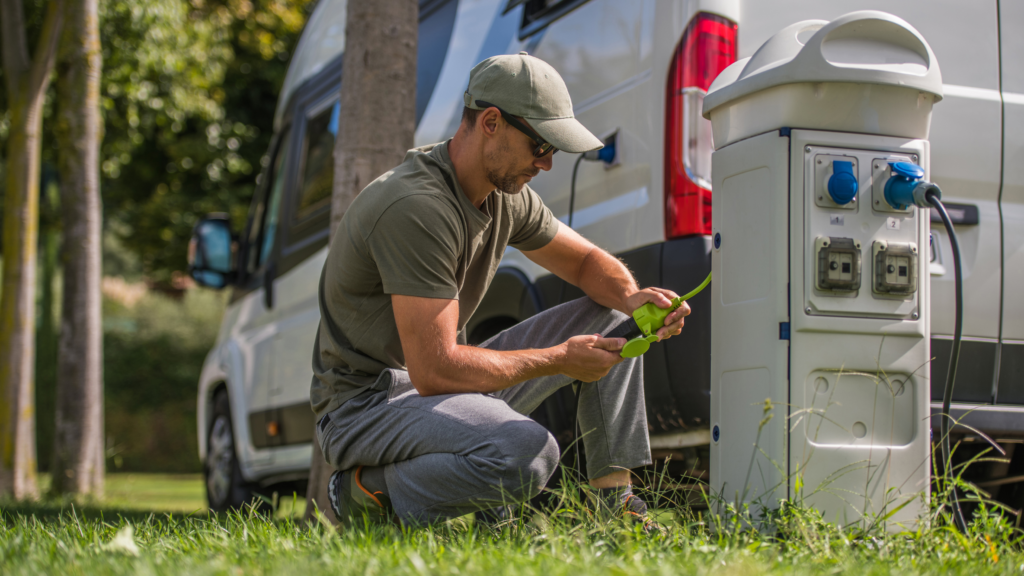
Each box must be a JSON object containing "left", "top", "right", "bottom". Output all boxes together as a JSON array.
[
  {"left": 260, "top": 248, "right": 329, "bottom": 474},
  {"left": 999, "top": 0, "right": 1024, "bottom": 344},
  {"left": 197, "top": 302, "right": 275, "bottom": 477}
]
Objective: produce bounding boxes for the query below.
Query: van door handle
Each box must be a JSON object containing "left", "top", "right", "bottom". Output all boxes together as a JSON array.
[{"left": 264, "top": 262, "right": 275, "bottom": 309}]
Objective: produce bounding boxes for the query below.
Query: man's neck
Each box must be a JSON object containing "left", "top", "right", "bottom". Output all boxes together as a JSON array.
[{"left": 447, "top": 130, "right": 495, "bottom": 210}]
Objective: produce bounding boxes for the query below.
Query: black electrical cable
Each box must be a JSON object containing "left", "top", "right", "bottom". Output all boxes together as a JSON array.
[
  {"left": 558, "top": 154, "right": 586, "bottom": 306},
  {"left": 928, "top": 191, "right": 969, "bottom": 533}
]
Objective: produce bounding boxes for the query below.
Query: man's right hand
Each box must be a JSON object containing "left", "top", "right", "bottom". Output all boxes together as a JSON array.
[{"left": 560, "top": 334, "right": 626, "bottom": 382}]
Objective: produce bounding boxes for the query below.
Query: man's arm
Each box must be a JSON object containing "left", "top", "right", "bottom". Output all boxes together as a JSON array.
[
  {"left": 393, "top": 295, "right": 626, "bottom": 396},
  {"left": 522, "top": 224, "right": 690, "bottom": 340}
]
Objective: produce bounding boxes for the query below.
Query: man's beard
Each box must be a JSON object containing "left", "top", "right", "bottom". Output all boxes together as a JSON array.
[
  {"left": 485, "top": 140, "right": 538, "bottom": 194},
  {"left": 487, "top": 166, "right": 526, "bottom": 195}
]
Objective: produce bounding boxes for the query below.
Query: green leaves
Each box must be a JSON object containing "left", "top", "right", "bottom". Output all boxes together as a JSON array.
[{"left": 96, "top": 0, "right": 315, "bottom": 282}]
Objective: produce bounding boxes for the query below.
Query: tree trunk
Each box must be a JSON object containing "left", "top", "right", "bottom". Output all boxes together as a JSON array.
[
  {"left": 51, "top": 0, "right": 104, "bottom": 498},
  {"left": 35, "top": 174, "right": 60, "bottom": 477},
  {"left": 305, "top": 0, "right": 418, "bottom": 523},
  {"left": 0, "top": 0, "right": 64, "bottom": 499}
]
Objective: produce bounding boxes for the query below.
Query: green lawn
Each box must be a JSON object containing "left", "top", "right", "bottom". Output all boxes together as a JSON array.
[
  {"left": 97, "top": 473, "right": 208, "bottom": 513},
  {"left": 33, "top": 473, "right": 307, "bottom": 517},
  {"left": 2, "top": 473, "right": 1023, "bottom": 575}
]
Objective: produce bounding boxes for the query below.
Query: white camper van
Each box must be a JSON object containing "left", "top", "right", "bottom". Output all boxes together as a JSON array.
[{"left": 188, "top": 0, "right": 1024, "bottom": 510}]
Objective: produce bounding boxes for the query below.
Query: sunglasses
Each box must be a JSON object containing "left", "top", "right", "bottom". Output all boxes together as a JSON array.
[{"left": 476, "top": 100, "right": 558, "bottom": 158}]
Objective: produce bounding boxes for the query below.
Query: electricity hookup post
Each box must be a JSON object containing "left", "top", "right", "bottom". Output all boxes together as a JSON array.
[{"left": 703, "top": 11, "right": 952, "bottom": 528}]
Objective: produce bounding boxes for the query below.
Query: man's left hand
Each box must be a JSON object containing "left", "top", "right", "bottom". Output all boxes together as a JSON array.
[{"left": 623, "top": 288, "right": 692, "bottom": 341}]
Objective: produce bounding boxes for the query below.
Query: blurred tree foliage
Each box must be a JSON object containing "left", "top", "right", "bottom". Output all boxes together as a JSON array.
[
  {"left": 1, "top": 0, "right": 315, "bottom": 282},
  {"left": 100, "top": 0, "right": 314, "bottom": 283}
]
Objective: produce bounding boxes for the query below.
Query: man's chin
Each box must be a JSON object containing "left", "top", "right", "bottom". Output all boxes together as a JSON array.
[
  {"left": 489, "top": 173, "right": 533, "bottom": 195},
  {"left": 496, "top": 181, "right": 528, "bottom": 195}
]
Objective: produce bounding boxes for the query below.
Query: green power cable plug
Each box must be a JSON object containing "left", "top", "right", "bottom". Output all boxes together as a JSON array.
[{"left": 619, "top": 272, "right": 712, "bottom": 358}]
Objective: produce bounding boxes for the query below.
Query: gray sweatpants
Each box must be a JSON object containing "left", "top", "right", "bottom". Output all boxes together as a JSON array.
[{"left": 315, "top": 297, "right": 652, "bottom": 524}]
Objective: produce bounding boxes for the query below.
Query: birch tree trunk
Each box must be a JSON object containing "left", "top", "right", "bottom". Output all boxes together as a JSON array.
[
  {"left": 51, "top": 0, "right": 104, "bottom": 497},
  {"left": 0, "top": 0, "right": 65, "bottom": 499},
  {"left": 305, "top": 0, "right": 418, "bottom": 523}
]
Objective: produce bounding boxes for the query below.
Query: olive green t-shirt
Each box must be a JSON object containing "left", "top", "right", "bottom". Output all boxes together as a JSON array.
[{"left": 310, "top": 141, "right": 559, "bottom": 420}]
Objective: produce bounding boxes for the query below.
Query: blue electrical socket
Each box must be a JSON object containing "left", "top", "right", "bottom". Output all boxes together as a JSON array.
[{"left": 584, "top": 131, "right": 618, "bottom": 165}]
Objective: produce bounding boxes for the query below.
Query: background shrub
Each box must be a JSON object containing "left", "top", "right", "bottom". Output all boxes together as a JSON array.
[{"left": 36, "top": 280, "right": 226, "bottom": 473}]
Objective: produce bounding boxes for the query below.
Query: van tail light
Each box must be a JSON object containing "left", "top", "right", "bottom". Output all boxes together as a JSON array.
[{"left": 665, "top": 13, "right": 737, "bottom": 239}]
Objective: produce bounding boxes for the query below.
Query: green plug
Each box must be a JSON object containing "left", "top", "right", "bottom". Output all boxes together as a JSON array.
[{"left": 620, "top": 272, "right": 712, "bottom": 358}]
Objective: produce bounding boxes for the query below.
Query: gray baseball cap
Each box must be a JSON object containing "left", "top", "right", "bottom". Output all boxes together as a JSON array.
[{"left": 463, "top": 52, "right": 603, "bottom": 153}]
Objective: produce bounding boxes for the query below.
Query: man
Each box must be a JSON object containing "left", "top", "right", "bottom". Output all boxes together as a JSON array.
[{"left": 310, "top": 53, "right": 690, "bottom": 527}]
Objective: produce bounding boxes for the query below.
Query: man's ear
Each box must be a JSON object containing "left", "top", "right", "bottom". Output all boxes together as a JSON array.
[{"left": 479, "top": 107, "right": 501, "bottom": 137}]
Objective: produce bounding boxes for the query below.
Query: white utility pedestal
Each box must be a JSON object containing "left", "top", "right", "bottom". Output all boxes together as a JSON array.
[{"left": 703, "top": 11, "right": 943, "bottom": 527}]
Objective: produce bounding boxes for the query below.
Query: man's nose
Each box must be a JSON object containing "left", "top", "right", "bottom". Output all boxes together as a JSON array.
[{"left": 535, "top": 151, "right": 554, "bottom": 172}]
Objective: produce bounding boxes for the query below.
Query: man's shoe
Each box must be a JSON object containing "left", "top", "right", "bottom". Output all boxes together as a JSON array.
[
  {"left": 620, "top": 492, "right": 666, "bottom": 535},
  {"left": 327, "top": 466, "right": 394, "bottom": 526},
  {"left": 474, "top": 504, "right": 517, "bottom": 529},
  {"left": 589, "top": 487, "right": 666, "bottom": 535}
]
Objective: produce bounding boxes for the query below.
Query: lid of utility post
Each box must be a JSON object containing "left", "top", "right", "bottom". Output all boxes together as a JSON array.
[{"left": 702, "top": 11, "right": 943, "bottom": 148}]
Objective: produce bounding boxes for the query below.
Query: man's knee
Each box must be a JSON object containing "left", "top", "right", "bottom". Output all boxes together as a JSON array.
[{"left": 496, "top": 420, "right": 560, "bottom": 500}]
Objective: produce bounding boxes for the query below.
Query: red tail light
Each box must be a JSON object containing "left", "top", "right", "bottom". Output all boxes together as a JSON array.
[{"left": 665, "top": 13, "right": 737, "bottom": 239}]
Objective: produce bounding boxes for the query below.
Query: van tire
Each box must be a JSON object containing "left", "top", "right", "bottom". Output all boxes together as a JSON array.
[{"left": 205, "top": 390, "right": 271, "bottom": 514}]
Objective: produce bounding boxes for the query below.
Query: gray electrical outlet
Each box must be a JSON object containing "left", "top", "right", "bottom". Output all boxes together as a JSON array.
[
  {"left": 815, "top": 236, "right": 862, "bottom": 292},
  {"left": 872, "top": 240, "right": 918, "bottom": 295}
]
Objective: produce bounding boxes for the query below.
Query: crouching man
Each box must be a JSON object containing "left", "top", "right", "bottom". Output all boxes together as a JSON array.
[{"left": 310, "top": 53, "right": 690, "bottom": 528}]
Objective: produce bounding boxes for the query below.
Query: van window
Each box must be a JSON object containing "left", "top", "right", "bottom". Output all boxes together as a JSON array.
[
  {"left": 417, "top": 0, "right": 458, "bottom": 122},
  {"left": 294, "top": 101, "right": 339, "bottom": 221},
  {"left": 510, "top": 0, "right": 589, "bottom": 37},
  {"left": 246, "top": 127, "right": 291, "bottom": 276}
]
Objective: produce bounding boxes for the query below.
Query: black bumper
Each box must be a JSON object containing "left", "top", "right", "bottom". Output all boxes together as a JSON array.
[{"left": 933, "top": 403, "right": 1024, "bottom": 438}]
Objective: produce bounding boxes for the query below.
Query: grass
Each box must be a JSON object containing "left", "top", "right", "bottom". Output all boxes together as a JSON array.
[
  {"left": 3, "top": 472, "right": 1024, "bottom": 574},
  {"left": 34, "top": 473, "right": 306, "bottom": 518}
]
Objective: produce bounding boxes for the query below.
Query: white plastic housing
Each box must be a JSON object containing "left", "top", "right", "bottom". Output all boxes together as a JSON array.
[{"left": 710, "top": 129, "right": 931, "bottom": 528}]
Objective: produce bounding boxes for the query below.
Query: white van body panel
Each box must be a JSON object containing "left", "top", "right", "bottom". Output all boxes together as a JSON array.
[{"left": 1000, "top": 1, "right": 1024, "bottom": 345}]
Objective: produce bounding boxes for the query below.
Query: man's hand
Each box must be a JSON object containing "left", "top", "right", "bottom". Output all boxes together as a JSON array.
[
  {"left": 559, "top": 334, "right": 626, "bottom": 382},
  {"left": 624, "top": 288, "right": 692, "bottom": 341}
]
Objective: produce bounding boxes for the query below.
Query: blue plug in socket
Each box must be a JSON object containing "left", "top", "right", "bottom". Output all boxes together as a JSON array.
[
  {"left": 884, "top": 161, "right": 926, "bottom": 210},
  {"left": 583, "top": 132, "right": 618, "bottom": 165}
]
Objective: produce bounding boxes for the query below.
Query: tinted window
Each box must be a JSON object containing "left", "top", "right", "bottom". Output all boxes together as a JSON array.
[
  {"left": 246, "top": 127, "right": 291, "bottom": 276},
  {"left": 417, "top": 0, "right": 458, "bottom": 123},
  {"left": 294, "top": 102, "right": 339, "bottom": 221},
  {"left": 517, "top": 0, "right": 588, "bottom": 37}
]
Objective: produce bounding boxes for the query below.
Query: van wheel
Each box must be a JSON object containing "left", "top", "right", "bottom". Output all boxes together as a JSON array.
[{"left": 205, "top": 391, "right": 270, "bottom": 513}]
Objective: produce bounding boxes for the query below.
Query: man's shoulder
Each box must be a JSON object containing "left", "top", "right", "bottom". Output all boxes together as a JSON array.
[{"left": 345, "top": 150, "right": 462, "bottom": 239}]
